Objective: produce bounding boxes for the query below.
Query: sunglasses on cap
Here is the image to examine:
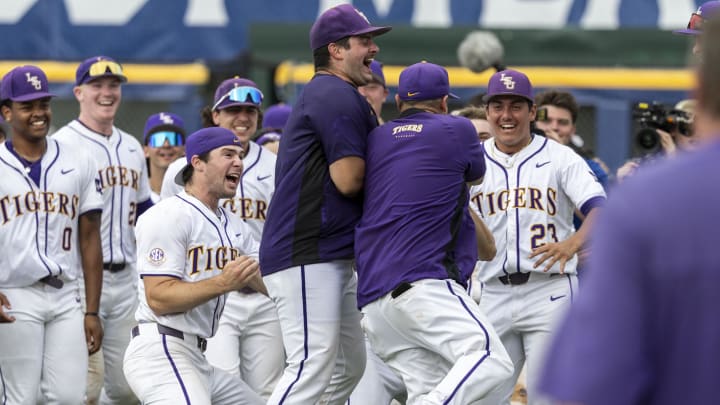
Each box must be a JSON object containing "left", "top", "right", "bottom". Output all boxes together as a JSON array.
[
  {"left": 146, "top": 131, "right": 185, "bottom": 147},
  {"left": 687, "top": 13, "right": 704, "bottom": 31},
  {"left": 88, "top": 60, "right": 124, "bottom": 78},
  {"left": 212, "top": 86, "right": 264, "bottom": 111}
]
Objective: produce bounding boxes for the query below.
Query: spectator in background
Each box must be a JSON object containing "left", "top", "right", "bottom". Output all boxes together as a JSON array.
[
  {"left": 0, "top": 114, "right": 8, "bottom": 142},
  {"left": 142, "top": 112, "right": 186, "bottom": 202},
  {"left": 253, "top": 103, "right": 292, "bottom": 154},
  {"left": 673, "top": 0, "right": 720, "bottom": 57},
  {"left": 359, "top": 60, "right": 389, "bottom": 124},
  {"left": 452, "top": 105, "right": 494, "bottom": 141}
]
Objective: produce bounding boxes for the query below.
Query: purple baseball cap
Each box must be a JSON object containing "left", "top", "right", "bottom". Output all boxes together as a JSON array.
[
  {"left": 143, "top": 112, "right": 186, "bottom": 143},
  {"left": 174, "top": 127, "right": 243, "bottom": 185},
  {"left": 310, "top": 4, "right": 392, "bottom": 50},
  {"left": 674, "top": 1, "right": 720, "bottom": 36},
  {"left": 1, "top": 65, "right": 55, "bottom": 103},
  {"left": 398, "top": 61, "right": 458, "bottom": 102},
  {"left": 262, "top": 104, "right": 292, "bottom": 130},
  {"left": 212, "top": 77, "right": 263, "bottom": 111},
  {"left": 76, "top": 56, "right": 127, "bottom": 86},
  {"left": 256, "top": 131, "right": 282, "bottom": 146},
  {"left": 485, "top": 69, "right": 534, "bottom": 104},
  {"left": 369, "top": 60, "right": 386, "bottom": 87}
]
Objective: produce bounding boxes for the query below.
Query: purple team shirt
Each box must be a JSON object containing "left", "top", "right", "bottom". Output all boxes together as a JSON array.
[
  {"left": 259, "top": 74, "right": 377, "bottom": 275},
  {"left": 539, "top": 140, "right": 720, "bottom": 404},
  {"left": 355, "top": 110, "right": 485, "bottom": 308}
]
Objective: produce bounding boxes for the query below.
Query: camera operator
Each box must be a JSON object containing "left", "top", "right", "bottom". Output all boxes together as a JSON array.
[{"left": 617, "top": 100, "right": 696, "bottom": 181}]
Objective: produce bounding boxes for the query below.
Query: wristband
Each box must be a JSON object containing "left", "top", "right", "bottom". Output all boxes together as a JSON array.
[{"left": 85, "top": 312, "right": 99, "bottom": 317}]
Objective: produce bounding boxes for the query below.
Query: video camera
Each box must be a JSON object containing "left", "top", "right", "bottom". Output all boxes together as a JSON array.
[{"left": 632, "top": 102, "right": 692, "bottom": 155}]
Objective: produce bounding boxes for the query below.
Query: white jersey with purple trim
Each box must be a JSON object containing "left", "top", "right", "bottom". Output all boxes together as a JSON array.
[
  {"left": 53, "top": 120, "right": 152, "bottom": 265},
  {"left": 134, "top": 191, "right": 260, "bottom": 339},
  {"left": 0, "top": 138, "right": 103, "bottom": 287},
  {"left": 161, "top": 141, "right": 275, "bottom": 238},
  {"left": 470, "top": 135, "right": 605, "bottom": 282}
]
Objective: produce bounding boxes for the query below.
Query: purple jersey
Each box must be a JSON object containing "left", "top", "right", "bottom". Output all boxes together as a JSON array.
[
  {"left": 539, "top": 141, "right": 720, "bottom": 404},
  {"left": 259, "top": 74, "right": 377, "bottom": 275},
  {"left": 355, "top": 110, "right": 486, "bottom": 308}
]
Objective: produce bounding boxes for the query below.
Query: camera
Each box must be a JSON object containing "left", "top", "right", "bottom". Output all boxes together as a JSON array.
[{"left": 632, "top": 102, "right": 692, "bottom": 155}]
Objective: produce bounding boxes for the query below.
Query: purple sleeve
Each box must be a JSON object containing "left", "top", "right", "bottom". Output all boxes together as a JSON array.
[
  {"left": 136, "top": 198, "right": 154, "bottom": 219},
  {"left": 309, "top": 87, "right": 370, "bottom": 164},
  {"left": 459, "top": 119, "right": 485, "bottom": 182},
  {"left": 579, "top": 195, "right": 605, "bottom": 217},
  {"left": 539, "top": 191, "right": 652, "bottom": 404}
]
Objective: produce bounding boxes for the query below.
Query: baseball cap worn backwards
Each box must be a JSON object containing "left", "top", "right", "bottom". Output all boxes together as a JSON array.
[
  {"left": 175, "top": 127, "right": 243, "bottom": 185},
  {"left": 398, "top": 62, "right": 458, "bottom": 101},
  {"left": 1, "top": 65, "right": 55, "bottom": 103},
  {"left": 674, "top": 1, "right": 720, "bottom": 36},
  {"left": 144, "top": 112, "right": 186, "bottom": 147},
  {"left": 310, "top": 4, "right": 392, "bottom": 50},
  {"left": 212, "top": 77, "right": 263, "bottom": 111},
  {"left": 76, "top": 56, "right": 127, "bottom": 86},
  {"left": 485, "top": 69, "right": 534, "bottom": 104}
]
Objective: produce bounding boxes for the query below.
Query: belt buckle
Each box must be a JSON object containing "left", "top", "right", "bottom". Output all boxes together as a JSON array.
[{"left": 39, "top": 275, "right": 64, "bottom": 289}]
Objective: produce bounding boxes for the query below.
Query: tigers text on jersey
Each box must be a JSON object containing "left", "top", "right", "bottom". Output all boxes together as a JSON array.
[
  {"left": 53, "top": 120, "right": 152, "bottom": 265},
  {"left": 470, "top": 135, "right": 605, "bottom": 282},
  {"left": 134, "top": 191, "right": 260, "bottom": 339},
  {"left": 161, "top": 141, "right": 275, "bottom": 241},
  {"left": 0, "top": 138, "right": 103, "bottom": 287}
]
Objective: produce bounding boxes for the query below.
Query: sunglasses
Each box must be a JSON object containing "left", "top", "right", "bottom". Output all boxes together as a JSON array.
[
  {"left": 212, "top": 86, "right": 263, "bottom": 111},
  {"left": 146, "top": 131, "right": 185, "bottom": 147},
  {"left": 87, "top": 60, "right": 125, "bottom": 78},
  {"left": 687, "top": 13, "right": 704, "bottom": 31}
]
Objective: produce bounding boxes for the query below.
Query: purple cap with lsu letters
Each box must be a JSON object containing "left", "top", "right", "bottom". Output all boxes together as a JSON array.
[
  {"left": 1, "top": 65, "right": 55, "bottom": 103},
  {"left": 398, "top": 61, "right": 458, "bottom": 101},
  {"left": 485, "top": 69, "right": 534, "bottom": 104},
  {"left": 310, "top": 4, "right": 392, "bottom": 50},
  {"left": 212, "top": 77, "right": 263, "bottom": 111},
  {"left": 174, "top": 127, "right": 243, "bottom": 185},
  {"left": 674, "top": 1, "right": 720, "bottom": 36},
  {"left": 76, "top": 56, "right": 127, "bottom": 86},
  {"left": 143, "top": 112, "right": 186, "bottom": 143}
]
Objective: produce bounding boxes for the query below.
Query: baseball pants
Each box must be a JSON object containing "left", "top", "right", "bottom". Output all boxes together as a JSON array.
[
  {"left": 476, "top": 273, "right": 577, "bottom": 405},
  {"left": 264, "top": 261, "right": 366, "bottom": 405},
  {"left": 204, "top": 290, "right": 284, "bottom": 399},
  {"left": 347, "top": 335, "right": 407, "bottom": 404},
  {"left": 0, "top": 279, "right": 88, "bottom": 404},
  {"left": 362, "top": 278, "right": 514, "bottom": 405},
  {"left": 123, "top": 322, "right": 263, "bottom": 404}
]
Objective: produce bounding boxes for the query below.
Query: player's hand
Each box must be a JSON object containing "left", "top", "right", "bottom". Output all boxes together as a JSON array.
[
  {"left": 657, "top": 129, "right": 677, "bottom": 157},
  {"left": 541, "top": 127, "right": 563, "bottom": 144},
  {"left": 247, "top": 273, "right": 269, "bottom": 296},
  {"left": 529, "top": 239, "right": 580, "bottom": 274},
  {"left": 84, "top": 314, "right": 104, "bottom": 355},
  {"left": 0, "top": 292, "right": 15, "bottom": 323},
  {"left": 221, "top": 256, "right": 261, "bottom": 292}
]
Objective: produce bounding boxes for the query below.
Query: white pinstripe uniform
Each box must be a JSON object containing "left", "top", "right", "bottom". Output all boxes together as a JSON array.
[
  {"left": 469, "top": 135, "right": 605, "bottom": 405},
  {"left": 161, "top": 140, "right": 284, "bottom": 399},
  {"left": 53, "top": 119, "right": 152, "bottom": 403},
  {"left": 123, "top": 191, "right": 263, "bottom": 404},
  {"left": 0, "top": 138, "right": 103, "bottom": 404}
]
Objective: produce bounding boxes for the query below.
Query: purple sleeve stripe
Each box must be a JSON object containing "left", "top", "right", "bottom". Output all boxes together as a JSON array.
[
  {"left": 136, "top": 198, "right": 154, "bottom": 218},
  {"left": 139, "top": 273, "right": 182, "bottom": 279},
  {"left": 580, "top": 196, "right": 606, "bottom": 217}
]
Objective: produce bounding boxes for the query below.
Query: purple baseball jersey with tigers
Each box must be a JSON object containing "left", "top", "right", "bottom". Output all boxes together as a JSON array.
[
  {"left": 355, "top": 109, "right": 485, "bottom": 308},
  {"left": 259, "top": 73, "right": 377, "bottom": 275}
]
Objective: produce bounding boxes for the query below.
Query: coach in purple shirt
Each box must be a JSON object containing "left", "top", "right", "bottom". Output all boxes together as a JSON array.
[
  {"left": 356, "top": 61, "right": 513, "bottom": 404},
  {"left": 259, "top": 4, "right": 391, "bottom": 404},
  {"left": 538, "top": 17, "right": 720, "bottom": 405}
]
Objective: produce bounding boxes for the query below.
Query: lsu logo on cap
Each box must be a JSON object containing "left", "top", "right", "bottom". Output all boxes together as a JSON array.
[
  {"left": 500, "top": 73, "right": 515, "bottom": 90},
  {"left": 148, "top": 248, "right": 166, "bottom": 265},
  {"left": 354, "top": 7, "right": 370, "bottom": 24},
  {"left": 159, "top": 112, "right": 175, "bottom": 125},
  {"left": 26, "top": 72, "right": 42, "bottom": 90}
]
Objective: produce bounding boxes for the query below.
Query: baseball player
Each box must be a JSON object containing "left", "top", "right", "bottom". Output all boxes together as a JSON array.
[
  {"left": 470, "top": 69, "right": 606, "bottom": 405},
  {"left": 123, "top": 127, "right": 264, "bottom": 405},
  {"left": 0, "top": 65, "right": 104, "bottom": 403},
  {"left": 160, "top": 77, "right": 283, "bottom": 400},
  {"left": 259, "top": 4, "right": 391, "bottom": 404},
  {"left": 53, "top": 55, "right": 152, "bottom": 405},
  {"left": 143, "top": 112, "right": 186, "bottom": 203},
  {"left": 356, "top": 61, "right": 513, "bottom": 404},
  {"left": 673, "top": 0, "right": 720, "bottom": 56}
]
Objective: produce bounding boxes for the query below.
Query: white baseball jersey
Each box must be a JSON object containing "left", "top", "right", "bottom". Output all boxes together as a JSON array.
[
  {"left": 470, "top": 136, "right": 605, "bottom": 282},
  {"left": 134, "top": 191, "right": 259, "bottom": 339},
  {"left": 53, "top": 120, "right": 152, "bottom": 265},
  {"left": 161, "top": 141, "right": 275, "bottom": 240},
  {"left": 0, "top": 138, "right": 103, "bottom": 287}
]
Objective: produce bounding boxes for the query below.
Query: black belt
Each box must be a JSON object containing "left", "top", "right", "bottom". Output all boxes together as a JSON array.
[
  {"left": 238, "top": 286, "right": 257, "bottom": 294},
  {"left": 103, "top": 262, "right": 126, "bottom": 272},
  {"left": 39, "top": 275, "right": 64, "bottom": 289},
  {"left": 498, "top": 272, "right": 531, "bottom": 285},
  {"left": 132, "top": 324, "right": 207, "bottom": 352}
]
